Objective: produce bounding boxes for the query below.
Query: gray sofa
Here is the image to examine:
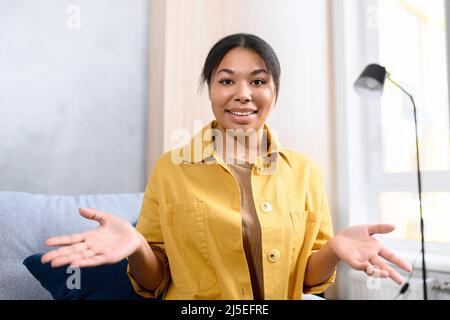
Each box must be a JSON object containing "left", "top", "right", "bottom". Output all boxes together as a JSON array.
[
  {"left": 0, "top": 191, "right": 324, "bottom": 300},
  {"left": 0, "top": 191, "right": 143, "bottom": 299}
]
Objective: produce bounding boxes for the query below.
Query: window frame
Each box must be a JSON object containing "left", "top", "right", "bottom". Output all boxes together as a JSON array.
[
  {"left": 364, "top": 0, "right": 450, "bottom": 255},
  {"left": 332, "top": 0, "right": 450, "bottom": 264}
]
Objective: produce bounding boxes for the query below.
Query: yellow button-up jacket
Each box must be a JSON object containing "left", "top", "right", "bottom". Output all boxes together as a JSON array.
[{"left": 128, "top": 120, "right": 336, "bottom": 299}]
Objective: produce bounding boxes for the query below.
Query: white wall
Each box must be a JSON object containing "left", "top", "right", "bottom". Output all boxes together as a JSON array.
[{"left": 0, "top": 0, "right": 149, "bottom": 194}]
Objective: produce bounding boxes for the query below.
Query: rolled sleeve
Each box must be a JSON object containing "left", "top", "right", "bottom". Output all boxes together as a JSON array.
[
  {"left": 127, "top": 245, "right": 171, "bottom": 299},
  {"left": 303, "top": 265, "right": 336, "bottom": 295},
  {"left": 303, "top": 174, "right": 337, "bottom": 295},
  {"left": 302, "top": 229, "right": 337, "bottom": 295}
]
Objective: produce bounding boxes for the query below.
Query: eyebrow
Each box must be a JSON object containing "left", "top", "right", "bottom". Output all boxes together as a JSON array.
[{"left": 216, "top": 68, "right": 269, "bottom": 76}]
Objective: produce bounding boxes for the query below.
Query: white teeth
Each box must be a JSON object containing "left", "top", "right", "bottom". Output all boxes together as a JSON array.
[{"left": 229, "top": 111, "right": 255, "bottom": 116}]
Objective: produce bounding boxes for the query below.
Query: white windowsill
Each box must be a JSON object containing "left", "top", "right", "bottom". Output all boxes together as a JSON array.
[{"left": 394, "top": 250, "right": 450, "bottom": 274}]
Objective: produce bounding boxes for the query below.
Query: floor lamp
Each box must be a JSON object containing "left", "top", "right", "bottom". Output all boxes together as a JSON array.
[{"left": 354, "top": 64, "right": 427, "bottom": 300}]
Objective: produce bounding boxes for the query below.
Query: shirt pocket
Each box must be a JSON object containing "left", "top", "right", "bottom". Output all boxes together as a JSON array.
[
  {"left": 303, "top": 211, "right": 324, "bottom": 252},
  {"left": 161, "top": 200, "right": 217, "bottom": 297},
  {"left": 289, "top": 210, "right": 308, "bottom": 255},
  {"left": 162, "top": 200, "right": 209, "bottom": 260}
]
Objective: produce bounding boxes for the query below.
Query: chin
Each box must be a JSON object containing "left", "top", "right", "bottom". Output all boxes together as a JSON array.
[{"left": 220, "top": 120, "right": 252, "bottom": 129}]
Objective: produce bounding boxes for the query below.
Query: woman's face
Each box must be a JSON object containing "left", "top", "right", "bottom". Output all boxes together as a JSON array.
[{"left": 209, "top": 48, "right": 277, "bottom": 132}]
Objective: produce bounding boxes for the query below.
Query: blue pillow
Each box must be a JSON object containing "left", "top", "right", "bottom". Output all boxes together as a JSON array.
[{"left": 23, "top": 253, "right": 148, "bottom": 300}]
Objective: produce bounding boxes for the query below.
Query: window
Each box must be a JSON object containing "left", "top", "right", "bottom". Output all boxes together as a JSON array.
[{"left": 366, "top": 0, "right": 450, "bottom": 247}]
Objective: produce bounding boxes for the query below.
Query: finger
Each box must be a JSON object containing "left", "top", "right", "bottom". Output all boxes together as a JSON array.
[
  {"left": 365, "top": 264, "right": 388, "bottom": 277},
  {"left": 50, "top": 254, "right": 71, "bottom": 268},
  {"left": 50, "top": 254, "right": 81, "bottom": 268},
  {"left": 367, "top": 224, "right": 395, "bottom": 236},
  {"left": 62, "top": 249, "right": 96, "bottom": 264},
  {"left": 379, "top": 247, "right": 413, "bottom": 273},
  {"left": 79, "top": 208, "right": 109, "bottom": 224},
  {"left": 370, "top": 256, "right": 405, "bottom": 285},
  {"left": 41, "top": 242, "right": 88, "bottom": 264},
  {"left": 55, "top": 242, "right": 88, "bottom": 257},
  {"left": 70, "top": 255, "right": 109, "bottom": 268},
  {"left": 348, "top": 259, "right": 372, "bottom": 272},
  {"left": 45, "top": 233, "right": 86, "bottom": 247},
  {"left": 50, "top": 248, "right": 96, "bottom": 268}
]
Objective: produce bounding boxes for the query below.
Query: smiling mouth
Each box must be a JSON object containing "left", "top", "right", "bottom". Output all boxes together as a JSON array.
[{"left": 225, "top": 110, "right": 258, "bottom": 116}]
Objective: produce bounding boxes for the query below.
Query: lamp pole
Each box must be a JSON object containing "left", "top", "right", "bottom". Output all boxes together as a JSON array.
[
  {"left": 354, "top": 64, "right": 428, "bottom": 300},
  {"left": 386, "top": 75, "right": 427, "bottom": 300}
]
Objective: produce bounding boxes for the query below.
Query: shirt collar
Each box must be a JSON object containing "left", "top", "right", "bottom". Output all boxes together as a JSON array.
[{"left": 176, "top": 120, "right": 292, "bottom": 173}]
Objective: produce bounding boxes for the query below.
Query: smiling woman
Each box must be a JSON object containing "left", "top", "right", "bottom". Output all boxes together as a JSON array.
[
  {"left": 208, "top": 48, "right": 275, "bottom": 130},
  {"left": 41, "top": 33, "right": 412, "bottom": 300},
  {"left": 201, "top": 34, "right": 280, "bottom": 134}
]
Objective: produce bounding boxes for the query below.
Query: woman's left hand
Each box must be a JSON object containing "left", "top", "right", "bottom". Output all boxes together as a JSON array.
[{"left": 329, "top": 224, "right": 413, "bottom": 284}]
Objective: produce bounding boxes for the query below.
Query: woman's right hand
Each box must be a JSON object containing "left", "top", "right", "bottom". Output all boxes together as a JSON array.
[{"left": 41, "top": 208, "right": 145, "bottom": 268}]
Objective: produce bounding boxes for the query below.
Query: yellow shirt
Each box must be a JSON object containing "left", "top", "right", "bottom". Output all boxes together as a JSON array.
[{"left": 127, "top": 120, "right": 336, "bottom": 300}]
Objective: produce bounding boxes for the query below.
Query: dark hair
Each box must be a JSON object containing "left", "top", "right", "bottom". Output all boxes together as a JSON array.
[{"left": 200, "top": 33, "right": 281, "bottom": 99}]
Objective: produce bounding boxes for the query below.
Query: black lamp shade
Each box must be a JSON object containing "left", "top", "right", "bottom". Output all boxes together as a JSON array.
[{"left": 354, "top": 64, "right": 388, "bottom": 99}]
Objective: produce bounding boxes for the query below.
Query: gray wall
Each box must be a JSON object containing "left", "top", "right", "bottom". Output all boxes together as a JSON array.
[{"left": 0, "top": 0, "right": 149, "bottom": 195}]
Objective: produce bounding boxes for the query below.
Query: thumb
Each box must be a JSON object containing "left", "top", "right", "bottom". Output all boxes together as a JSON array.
[
  {"left": 79, "top": 208, "right": 109, "bottom": 224},
  {"left": 367, "top": 223, "right": 395, "bottom": 236}
]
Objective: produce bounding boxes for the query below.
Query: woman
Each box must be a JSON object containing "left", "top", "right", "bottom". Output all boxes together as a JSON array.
[{"left": 41, "top": 33, "right": 412, "bottom": 300}]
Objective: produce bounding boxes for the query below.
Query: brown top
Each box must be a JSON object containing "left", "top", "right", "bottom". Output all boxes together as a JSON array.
[{"left": 228, "top": 163, "right": 264, "bottom": 300}]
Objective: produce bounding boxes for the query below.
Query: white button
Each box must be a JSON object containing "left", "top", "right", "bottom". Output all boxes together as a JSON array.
[
  {"left": 261, "top": 202, "right": 272, "bottom": 213},
  {"left": 268, "top": 249, "right": 281, "bottom": 263}
]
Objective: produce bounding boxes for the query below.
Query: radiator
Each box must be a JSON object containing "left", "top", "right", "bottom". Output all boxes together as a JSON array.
[{"left": 347, "top": 269, "right": 437, "bottom": 300}]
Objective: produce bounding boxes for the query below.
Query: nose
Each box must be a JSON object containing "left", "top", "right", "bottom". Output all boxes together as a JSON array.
[{"left": 234, "top": 82, "right": 252, "bottom": 103}]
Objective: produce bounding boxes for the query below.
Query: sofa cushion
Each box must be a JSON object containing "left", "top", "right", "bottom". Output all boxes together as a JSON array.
[
  {"left": 23, "top": 253, "right": 146, "bottom": 300},
  {"left": 0, "top": 191, "right": 143, "bottom": 299}
]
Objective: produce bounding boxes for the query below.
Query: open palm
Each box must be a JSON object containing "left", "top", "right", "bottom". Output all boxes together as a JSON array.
[
  {"left": 330, "top": 224, "right": 412, "bottom": 284},
  {"left": 41, "top": 208, "right": 144, "bottom": 268}
]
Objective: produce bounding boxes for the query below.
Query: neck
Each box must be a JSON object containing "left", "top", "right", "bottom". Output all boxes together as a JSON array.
[{"left": 215, "top": 125, "right": 268, "bottom": 164}]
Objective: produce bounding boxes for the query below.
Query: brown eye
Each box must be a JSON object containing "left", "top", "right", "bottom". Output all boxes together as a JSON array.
[
  {"left": 219, "top": 79, "right": 233, "bottom": 85},
  {"left": 252, "top": 79, "right": 266, "bottom": 86}
]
